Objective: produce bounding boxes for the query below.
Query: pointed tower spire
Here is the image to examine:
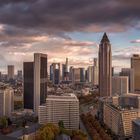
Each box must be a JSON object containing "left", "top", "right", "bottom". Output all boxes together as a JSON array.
[{"left": 101, "top": 32, "right": 110, "bottom": 43}]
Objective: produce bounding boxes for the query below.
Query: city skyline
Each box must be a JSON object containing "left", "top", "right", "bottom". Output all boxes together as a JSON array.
[{"left": 0, "top": 0, "right": 140, "bottom": 73}]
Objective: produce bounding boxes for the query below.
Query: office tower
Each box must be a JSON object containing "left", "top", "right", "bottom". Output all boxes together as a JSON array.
[
  {"left": 99, "top": 33, "right": 112, "bottom": 97},
  {"left": 38, "top": 94, "right": 79, "bottom": 130},
  {"left": 131, "top": 54, "right": 140, "bottom": 91},
  {"left": 0, "top": 86, "right": 14, "bottom": 117},
  {"left": 132, "top": 119, "right": 140, "bottom": 140},
  {"left": 120, "top": 68, "right": 134, "bottom": 93},
  {"left": 17, "top": 70, "right": 22, "bottom": 79},
  {"left": 8, "top": 65, "right": 14, "bottom": 80},
  {"left": 24, "top": 53, "right": 47, "bottom": 115},
  {"left": 50, "top": 64, "right": 53, "bottom": 81},
  {"left": 34, "top": 53, "right": 47, "bottom": 115},
  {"left": 24, "top": 62, "right": 34, "bottom": 109},
  {"left": 80, "top": 68, "right": 85, "bottom": 82},
  {"left": 72, "top": 68, "right": 81, "bottom": 84},
  {"left": 93, "top": 58, "right": 98, "bottom": 85},
  {"left": 69, "top": 66, "right": 73, "bottom": 81},
  {"left": 50, "top": 63, "right": 60, "bottom": 85},
  {"left": 62, "top": 58, "right": 69, "bottom": 81},
  {"left": 87, "top": 66, "right": 93, "bottom": 83},
  {"left": 112, "top": 76, "right": 128, "bottom": 96}
]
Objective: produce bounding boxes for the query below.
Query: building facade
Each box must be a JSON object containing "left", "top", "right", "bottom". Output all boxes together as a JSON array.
[
  {"left": 38, "top": 94, "right": 79, "bottom": 130},
  {"left": 99, "top": 33, "right": 112, "bottom": 97},
  {"left": 131, "top": 54, "right": 140, "bottom": 91},
  {"left": 120, "top": 68, "right": 134, "bottom": 93},
  {"left": 112, "top": 76, "right": 128, "bottom": 96},
  {"left": 0, "top": 86, "right": 14, "bottom": 117},
  {"left": 8, "top": 65, "right": 14, "bottom": 80}
]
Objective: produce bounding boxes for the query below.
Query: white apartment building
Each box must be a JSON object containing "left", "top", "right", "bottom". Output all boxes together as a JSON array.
[
  {"left": 38, "top": 94, "right": 79, "bottom": 130},
  {"left": 0, "top": 86, "right": 14, "bottom": 117}
]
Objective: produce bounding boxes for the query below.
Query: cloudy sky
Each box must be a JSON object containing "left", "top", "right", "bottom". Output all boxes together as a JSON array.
[{"left": 0, "top": 0, "right": 140, "bottom": 73}]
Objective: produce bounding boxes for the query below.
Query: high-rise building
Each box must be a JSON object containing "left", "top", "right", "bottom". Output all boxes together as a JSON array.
[
  {"left": 131, "top": 54, "right": 140, "bottom": 91},
  {"left": 34, "top": 53, "right": 47, "bottom": 115},
  {"left": 38, "top": 94, "right": 79, "bottom": 130},
  {"left": 72, "top": 68, "right": 80, "bottom": 84},
  {"left": 99, "top": 33, "right": 112, "bottom": 97},
  {"left": 24, "top": 53, "right": 47, "bottom": 115},
  {"left": 120, "top": 68, "right": 134, "bottom": 93},
  {"left": 112, "top": 76, "right": 128, "bottom": 96},
  {"left": 0, "top": 86, "right": 14, "bottom": 117},
  {"left": 8, "top": 65, "right": 14, "bottom": 80},
  {"left": 50, "top": 63, "right": 60, "bottom": 85},
  {"left": 80, "top": 68, "right": 85, "bottom": 83},
  {"left": 87, "top": 66, "right": 93, "bottom": 83},
  {"left": 93, "top": 58, "right": 98, "bottom": 85},
  {"left": 62, "top": 58, "right": 69, "bottom": 81},
  {"left": 24, "top": 62, "right": 34, "bottom": 109}
]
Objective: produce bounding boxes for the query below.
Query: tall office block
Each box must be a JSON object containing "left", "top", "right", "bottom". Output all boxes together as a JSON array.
[
  {"left": 80, "top": 68, "right": 85, "bottom": 83},
  {"left": 50, "top": 63, "right": 60, "bottom": 85},
  {"left": 8, "top": 65, "right": 14, "bottom": 80},
  {"left": 120, "top": 68, "right": 134, "bottom": 93},
  {"left": 34, "top": 53, "right": 47, "bottom": 115},
  {"left": 87, "top": 66, "right": 93, "bottom": 83},
  {"left": 131, "top": 54, "right": 140, "bottom": 91},
  {"left": 112, "top": 76, "right": 128, "bottom": 96},
  {"left": 24, "top": 53, "right": 47, "bottom": 115},
  {"left": 99, "top": 33, "right": 112, "bottom": 97},
  {"left": 0, "top": 86, "right": 14, "bottom": 117},
  {"left": 72, "top": 68, "right": 80, "bottom": 84},
  {"left": 93, "top": 58, "right": 98, "bottom": 85},
  {"left": 24, "top": 62, "right": 34, "bottom": 109},
  {"left": 62, "top": 58, "right": 69, "bottom": 81}
]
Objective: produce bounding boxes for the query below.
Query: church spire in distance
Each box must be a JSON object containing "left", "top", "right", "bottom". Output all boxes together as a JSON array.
[{"left": 101, "top": 32, "right": 110, "bottom": 43}]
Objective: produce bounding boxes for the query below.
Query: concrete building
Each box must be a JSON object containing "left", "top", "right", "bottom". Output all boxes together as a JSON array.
[
  {"left": 131, "top": 54, "right": 140, "bottom": 91},
  {"left": 24, "top": 53, "right": 47, "bottom": 115},
  {"left": 104, "top": 103, "right": 140, "bottom": 139},
  {"left": 0, "top": 85, "right": 14, "bottom": 117},
  {"left": 8, "top": 65, "right": 14, "bottom": 80},
  {"left": 62, "top": 58, "right": 69, "bottom": 81},
  {"left": 38, "top": 94, "right": 79, "bottom": 130},
  {"left": 93, "top": 58, "right": 98, "bottom": 85},
  {"left": 132, "top": 119, "right": 140, "bottom": 140},
  {"left": 99, "top": 33, "right": 112, "bottom": 97},
  {"left": 72, "top": 68, "right": 80, "bottom": 84},
  {"left": 50, "top": 63, "right": 60, "bottom": 85},
  {"left": 120, "top": 68, "right": 134, "bottom": 93},
  {"left": 87, "top": 66, "right": 93, "bottom": 83},
  {"left": 112, "top": 76, "right": 128, "bottom": 96},
  {"left": 34, "top": 53, "right": 47, "bottom": 115}
]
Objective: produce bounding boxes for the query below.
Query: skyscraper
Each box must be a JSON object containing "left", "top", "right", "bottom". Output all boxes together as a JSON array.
[
  {"left": 50, "top": 63, "right": 60, "bottom": 85},
  {"left": 24, "top": 53, "right": 47, "bottom": 115},
  {"left": 93, "top": 58, "right": 98, "bottom": 85},
  {"left": 62, "top": 58, "right": 69, "bottom": 81},
  {"left": 34, "top": 53, "right": 47, "bottom": 115},
  {"left": 99, "top": 33, "right": 112, "bottom": 97},
  {"left": 120, "top": 68, "right": 134, "bottom": 93},
  {"left": 7, "top": 65, "right": 14, "bottom": 80},
  {"left": 131, "top": 54, "right": 140, "bottom": 92},
  {"left": 24, "top": 62, "right": 34, "bottom": 109}
]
